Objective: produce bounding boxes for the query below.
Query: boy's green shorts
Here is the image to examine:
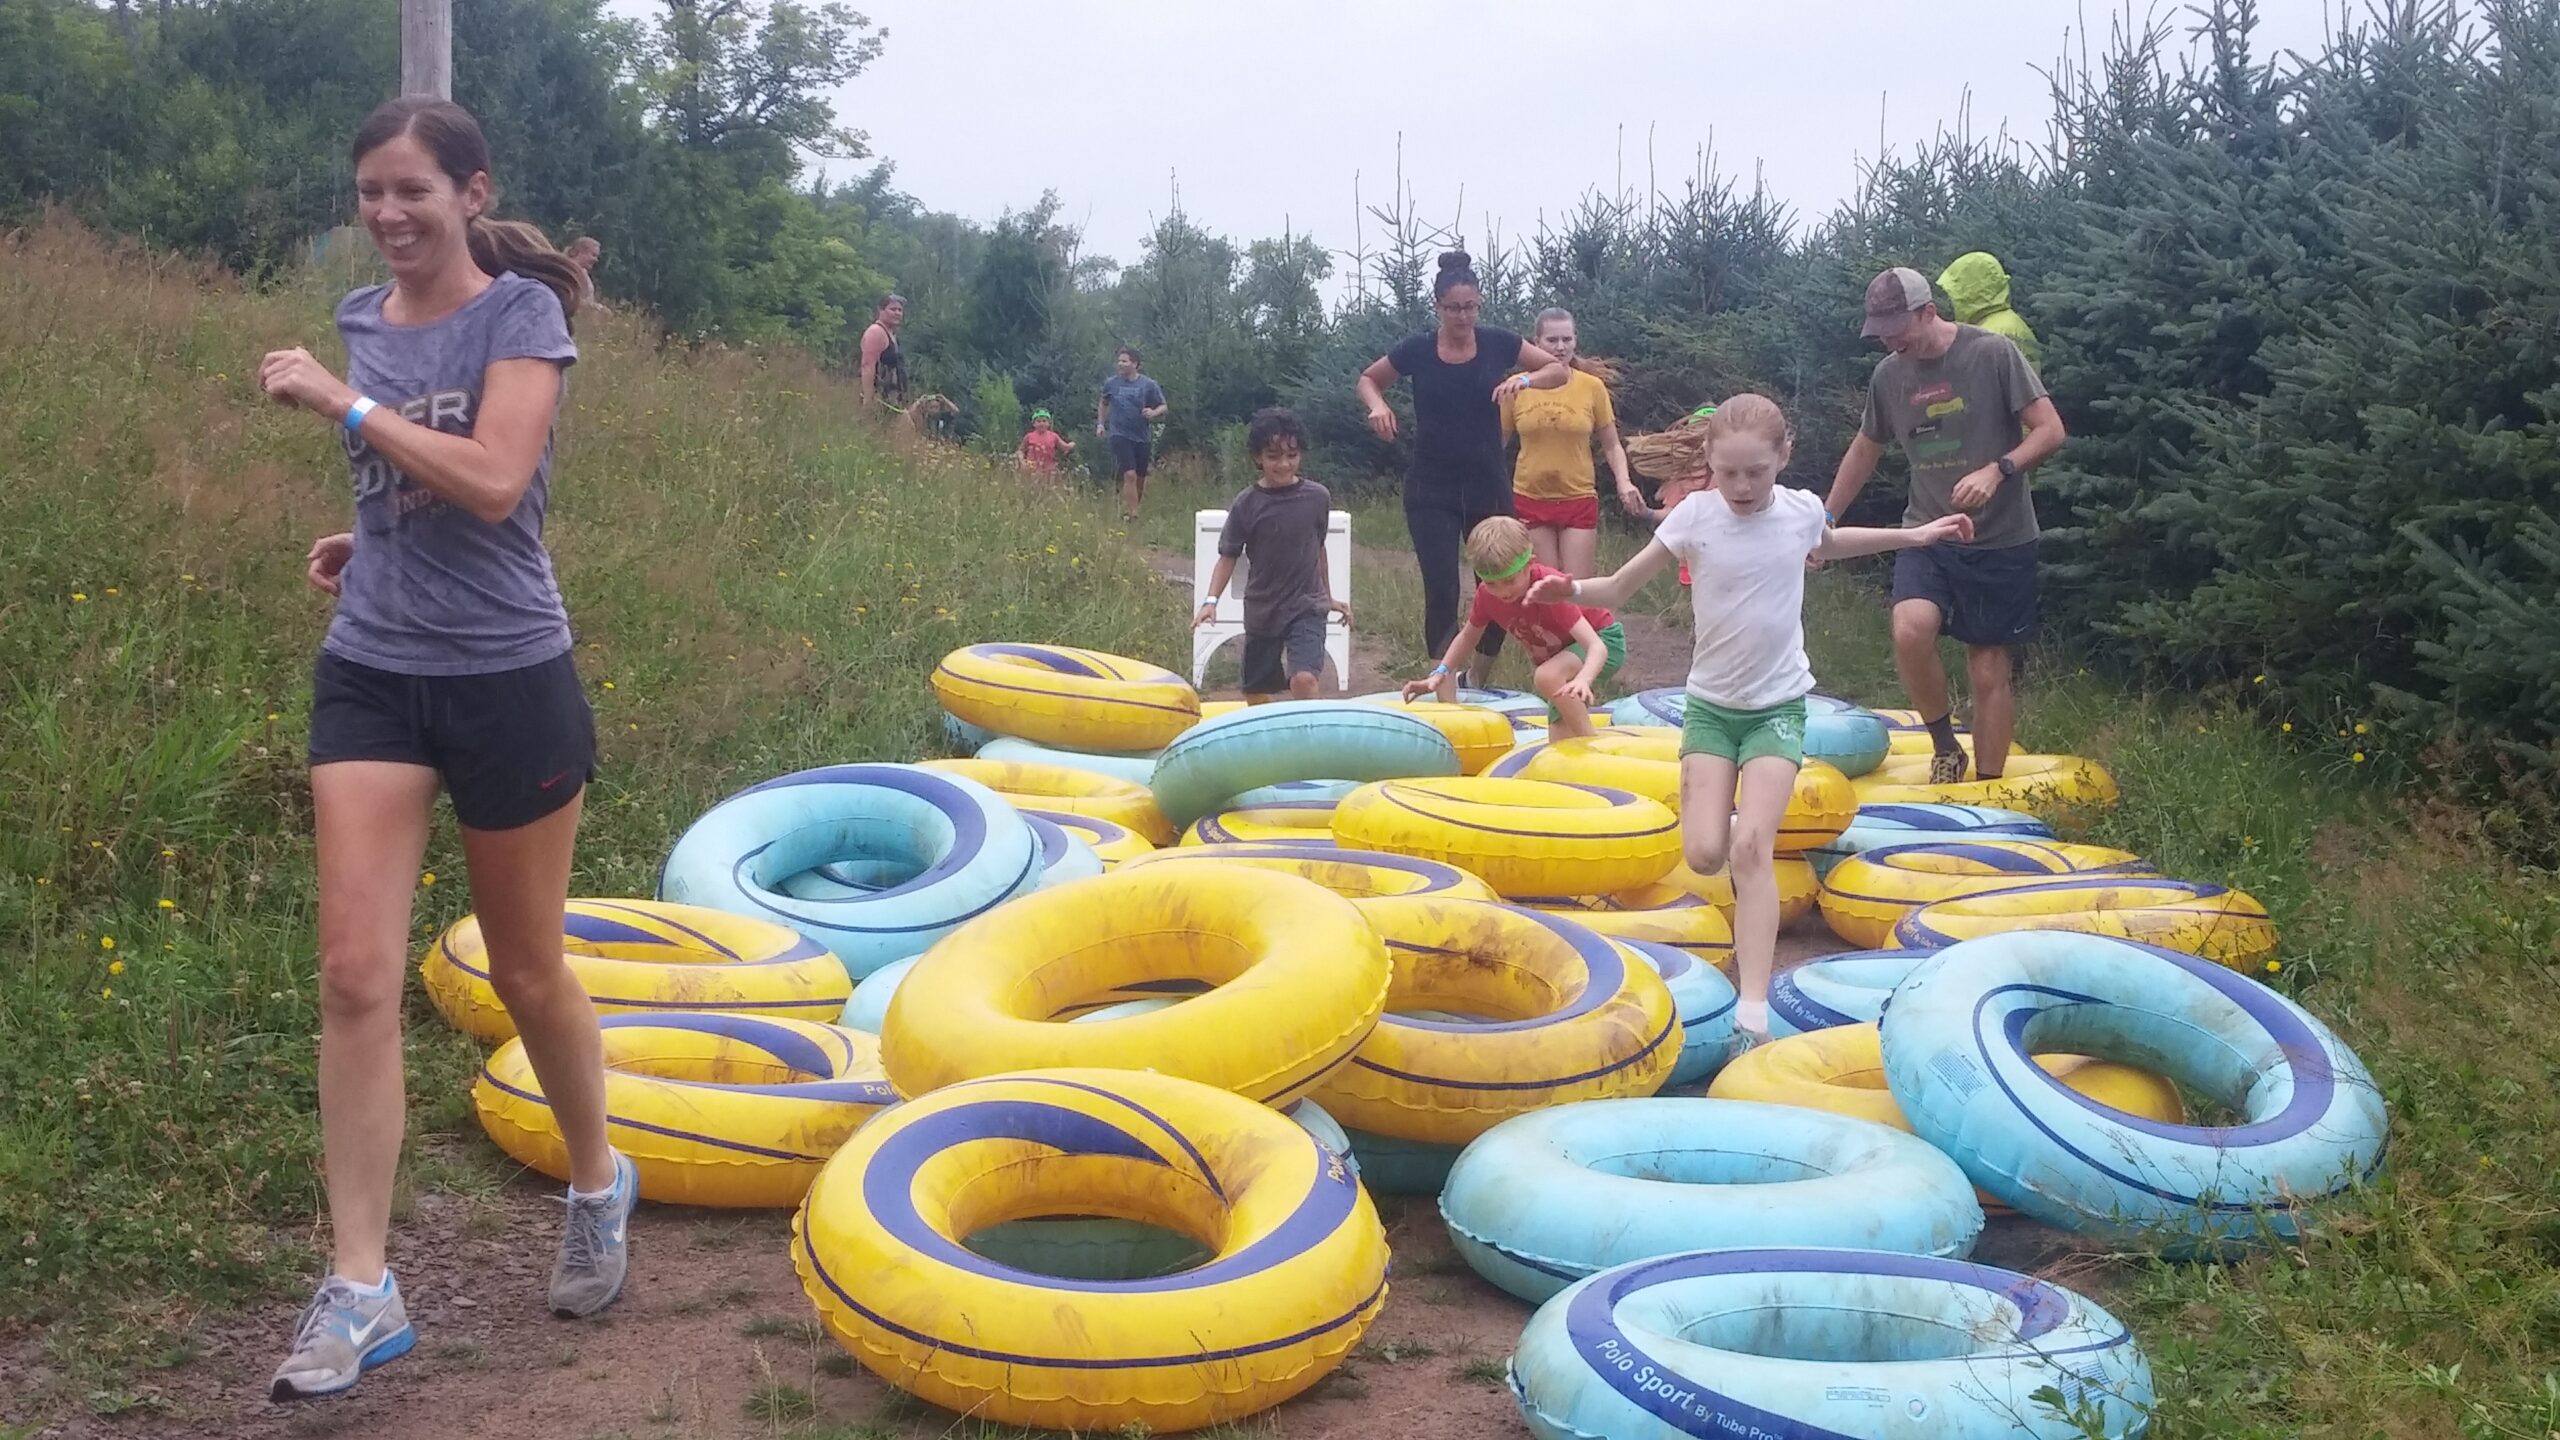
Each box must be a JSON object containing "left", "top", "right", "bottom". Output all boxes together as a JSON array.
[
  {"left": 1564, "top": 622, "right": 1627, "bottom": 685},
  {"left": 1680, "top": 694, "right": 1807, "bottom": 766}
]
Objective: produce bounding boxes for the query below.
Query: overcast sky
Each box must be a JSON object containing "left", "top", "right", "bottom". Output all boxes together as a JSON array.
[{"left": 639, "top": 1, "right": 2352, "bottom": 275}]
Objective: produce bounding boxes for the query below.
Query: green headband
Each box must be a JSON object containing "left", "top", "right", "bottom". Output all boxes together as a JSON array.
[
  {"left": 1474, "top": 551, "right": 1533, "bottom": 582},
  {"left": 1689, "top": 403, "right": 1718, "bottom": 420},
  {"left": 1030, "top": 409, "right": 1051, "bottom": 420}
]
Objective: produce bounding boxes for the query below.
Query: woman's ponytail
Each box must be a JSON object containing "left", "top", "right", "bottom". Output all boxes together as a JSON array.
[{"left": 466, "top": 215, "right": 587, "bottom": 332}]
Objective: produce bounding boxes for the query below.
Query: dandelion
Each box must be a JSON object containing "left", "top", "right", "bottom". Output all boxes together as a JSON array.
[
  {"left": 2253, "top": 674, "right": 2265, "bottom": 685},
  {"left": 600, "top": 681, "right": 616, "bottom": 691},
  {"left": 420, "top": 871, "right": 437, "bottom": 887},
  {"left": 108, "top": 960, "right": 124, "bottom": 976},
  {"left": 265, "top": 712, "right": 279, "bottom": 722},
  {"left": 71, "top": 592, "right": 87, "bottom": 603},
  {"left": 100, "top": 936, "right": 115, "bottom": 951},
  {"left": 101, "top": 988, "right": 113, "bottom": 1000},
  {"left": 2264, "top": 960, "right": 2282, "bottom": 974},
  {"left": 157, "top": 899, "right": 173, "bottom": 909},
  {"left": 2353, "top": 722, "right": 2368, "bottom": 736},
  {"left": 182, "top": 574, "right": 196, "bottom": 582},
  {"left": 105, "top": 587, "right": 119, "bottom": 596},
  {"left": 2242, "top": 836, "right": 2257, "bottom": 848},
  {"left": 160, "top": 848, "right": 174, "bottom": 858},
  {"left": 2353, "top": 752, "right": 2366, "bottom": 764}
]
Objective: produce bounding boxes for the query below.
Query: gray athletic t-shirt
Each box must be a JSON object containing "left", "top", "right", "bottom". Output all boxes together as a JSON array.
[
  {"left": 325, "top": 273, "right": 579, "bottom": 675},
  {"left": 1860, "top": 324, "right": 2048, "bottom": 548},
  {"left": 1100, "top": 373, "right": 1166, "bottom": 441}
]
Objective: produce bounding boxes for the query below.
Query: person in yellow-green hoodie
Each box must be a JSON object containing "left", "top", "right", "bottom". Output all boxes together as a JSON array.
[{"left": 1937, "top": 252, "right": 2042, "bottom": 369}]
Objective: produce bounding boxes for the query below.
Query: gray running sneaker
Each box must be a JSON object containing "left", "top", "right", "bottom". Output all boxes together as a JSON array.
[
  {"left": 550, "top": 1150, "right": 637, "bottom": 1319},
  {"left": 1929, "top": 748, "right": 1970, "bottom": 785},
  {"left": 269, "top": 1272, "right": 415, "bottom": 1400}
]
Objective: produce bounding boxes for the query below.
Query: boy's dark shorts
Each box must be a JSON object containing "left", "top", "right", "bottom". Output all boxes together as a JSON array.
[
  {"left": 309, "top": 650, "right": 596, "bottom": 831},
  {"left": 1109, "top": 435, "right": 1153, "bottom": 478},
  {"left": 1892, "top": 539, "right": 2039, "bottom": 647},
  {"left": 1240, "top": 611, "right": 1328, "bottom": 695}
]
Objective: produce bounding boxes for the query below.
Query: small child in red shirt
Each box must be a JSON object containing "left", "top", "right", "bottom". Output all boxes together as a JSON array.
[
  {"left": 1016, "top": 409, "right": 1074, "bottom": 479},
  {"left": 1402, "top": 516, "right": 1624, "bottom": 737}
]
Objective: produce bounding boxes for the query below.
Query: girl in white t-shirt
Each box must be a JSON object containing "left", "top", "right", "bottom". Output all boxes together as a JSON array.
[{"left": 1528, "top": 394, "right": 1971, "bottom": 1043}]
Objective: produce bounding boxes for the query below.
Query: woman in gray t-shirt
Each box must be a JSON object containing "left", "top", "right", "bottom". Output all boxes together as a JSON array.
[{"left": 252, "top": 97, "right": 632, "bottom": 1402}]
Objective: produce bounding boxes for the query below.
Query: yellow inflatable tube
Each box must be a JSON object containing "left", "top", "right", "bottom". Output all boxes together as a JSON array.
[
  {"left": 1896, "top": 877, "right": 2280, "bottom": 970},
  {"left": 1121, "top": 842, "right": 1498, "bottom": 900},
  {"left": 423, "top": 898, "right": 851, "bottom": 1045},
  {"left": 1524, "top": 889, "right": 1736, "bottom": 970},
  {"left": 1331, "top": 776, "right": 1678, "bottom": 897},
  {"left": 1706, "top": 1021, "right": 2184, "bottom": 1211},
  {"left": 919, "top": 756, "right": 1175, "bottom": 845},
  {"left": 1313, "top": 898, "right": 1680, "bottom": 1145},
  {"left": 1852, "top": 752, "right": 2120, "bottom": 821},
  {"left": 930, "top": 643, "right": 1200, "bottom": 751},
  {"left": 1817, "top": 838, "right": 2157, "bottom": 949},
  {"left": 475, "top": 1014, "right": 894, "bottom": 1208},
  {"left": 880, "top": 865, "right": 1390, "bottom": 1105},
  {"left": 1646, "top": 856, "right": 1821, "bottom": 926},
  {"left": 1495, "top": 733, "right": 1855, "bottom": 852},
  {"left": 1183, "top": 801, "right": 1339, "bottom": 847},
  {"left": 794, "top": 1068, "right": 1386, "bottom": 1434},
  {"left": 1355, "top": 699, "right": 1517, "bottom": 775}
]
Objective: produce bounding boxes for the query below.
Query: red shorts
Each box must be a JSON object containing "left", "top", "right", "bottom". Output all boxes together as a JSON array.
[{"left": 1514, "top": 491, "right": 1599, "bottom": 530}]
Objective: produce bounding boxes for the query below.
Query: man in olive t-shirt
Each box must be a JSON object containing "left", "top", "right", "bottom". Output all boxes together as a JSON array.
[{"left": 1823, "top": 266, "right": 2068, "bottom": 784}]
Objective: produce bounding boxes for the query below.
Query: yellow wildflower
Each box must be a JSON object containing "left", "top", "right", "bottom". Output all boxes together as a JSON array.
[
  {"left": 108, "top": 960, "right": 124, "bottom": 976},
  {"left": 420, "top": 871, "right": 437, "bottom": 887},
  {"left": 99, "top": 936, "right": 115, "bottom": 951}
]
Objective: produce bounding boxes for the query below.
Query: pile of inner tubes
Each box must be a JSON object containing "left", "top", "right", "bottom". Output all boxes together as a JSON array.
[{"left": 406, "top": 644, "right": 2384, "bottom": 1437}]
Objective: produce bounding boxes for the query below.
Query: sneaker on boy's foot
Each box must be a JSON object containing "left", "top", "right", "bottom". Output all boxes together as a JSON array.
[
  {"left": 269, "top": 1272, "right": 414, "bottom": 1400},
  {"left": 1928, "top": 748, "right": 1970, "bottom": 786},
  {"left": 550, "top": 1150, "right": 637, "bottom": 1319}
]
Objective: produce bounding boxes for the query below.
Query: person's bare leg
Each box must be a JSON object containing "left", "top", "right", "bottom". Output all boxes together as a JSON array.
[
  {"left": 1728, "top": 756, "right": 1798, "bottom": 1034},
  {"left": 1288, "top": 670, "right": 1320, "bottom": 700},
  {"left": 1892, "top": 598, "right": 1953, "bottom": 723},
  {"left": 1534, "top": 651, "right": 1595, "bottom": 739},
  {"left": 1559, "top": 524, "right": 1599, "bottom": 579},
  {"left": 1678, "top": 751, "right": 1738, "bottom": 886},
  {"left": 1120, "top": 470, "right": 1144, "bottom": 520},
  {"left": 312, "top": 761, "right": 440, "bottom": 1285},
  {"left": 461, "top": 793, "right": 612, "bottom": 1191},
  {"left": 1528, "top": 524, "right": 1563, "bottom": 572},
  {"left": 1966, "top": 645, "right": 2016, "bottom": 778}
]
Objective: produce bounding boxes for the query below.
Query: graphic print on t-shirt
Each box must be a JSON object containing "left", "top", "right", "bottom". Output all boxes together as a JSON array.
[{"left": 346, "top": 388, "right": 478, "bottom": 526}]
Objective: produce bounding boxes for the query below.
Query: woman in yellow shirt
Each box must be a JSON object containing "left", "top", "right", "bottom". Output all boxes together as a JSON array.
[{"left": 1500, "top": 307, "right": 1641, "bottom": 578}]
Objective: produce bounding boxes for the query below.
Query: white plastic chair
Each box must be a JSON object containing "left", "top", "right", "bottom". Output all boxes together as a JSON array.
[{"left": 1192, "top": 507, "right": 1352, "bottom": 691}]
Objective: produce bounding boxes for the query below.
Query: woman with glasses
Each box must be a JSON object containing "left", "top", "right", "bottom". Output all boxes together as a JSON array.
[{"left": 1356, "top": 251, "right": 1569, "bottom": 672}]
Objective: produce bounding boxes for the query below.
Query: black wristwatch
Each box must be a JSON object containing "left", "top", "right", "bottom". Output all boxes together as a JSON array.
[{"left": 1995, "top": 455, "right": 2020, "bottom": 482}]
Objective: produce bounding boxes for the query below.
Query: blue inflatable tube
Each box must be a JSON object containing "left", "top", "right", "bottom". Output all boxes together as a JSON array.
[
  {"left": 1622, "top": 938, "right": 1738, "bottom": 1087},
  {"left": 1510, "top": 1247, "right": 2155, "bottom": 1440},
  {"left": 1768, "top": 948, "right": 1936, "bottom": 1037},
  {"left": 659, "top": 764, "right": 1041, "bottom": 980},
  {"left": 1804, "top": 695, "right": 1893, "bottom": 777},
  {"left": 1439, "top": 1097, "right": 1982, "bottom": 1303},
  {"left": 975, "top": 735, "right": 1161, "bottom": 787},
  {"left": 1880, "top": 931, "right": 2389, "bottom": 1252},
  {"left": 1807, "top": 801, "right": 2055, "bottom": 877},
  {"left": 789, "top": 810, "right": 1100, "bottom": 901},
  {"left": 1149, "top": 700, "right": 1460, "bottom": 826},
  {"left": 941, "top": 712, "right": 998, "bottom": 751}
]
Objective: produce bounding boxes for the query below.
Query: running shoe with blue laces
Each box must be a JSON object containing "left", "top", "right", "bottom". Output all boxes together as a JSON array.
[
  {"left": 269, "top": 1272, "right": 414, "bottom": 1400},
  {"left": 550, "top": 1149, "right": 637, "bottom": 1319}
]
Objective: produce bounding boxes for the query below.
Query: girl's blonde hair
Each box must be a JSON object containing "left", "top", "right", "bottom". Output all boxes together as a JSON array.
[
  {"left": 1706, "top": 392, "right": 1794, "bottom": 451},
  {"left": 1532, "top": 306, "right": 1621, "bottom": 384},
  {"left": 1463, "top": 515, "right": 1534, "bottom": 576}
]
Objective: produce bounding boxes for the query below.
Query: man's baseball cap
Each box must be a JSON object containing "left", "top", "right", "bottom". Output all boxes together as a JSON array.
[{"left": 1861, "top": 266, "right": 1936, "bottom": 339}]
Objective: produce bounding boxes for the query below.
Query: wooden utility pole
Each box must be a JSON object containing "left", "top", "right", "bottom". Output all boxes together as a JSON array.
[{"left": 401, "top": 0, "right": 452, "bottom": 99}]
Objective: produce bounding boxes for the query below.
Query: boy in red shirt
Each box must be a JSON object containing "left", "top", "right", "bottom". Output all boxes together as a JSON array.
[
  {"left": 1016, "top": 409, "right": 1074, "bottom": 480},
  {"left": 1402, "top": 515, "right": 1623, "bottom": 737}
]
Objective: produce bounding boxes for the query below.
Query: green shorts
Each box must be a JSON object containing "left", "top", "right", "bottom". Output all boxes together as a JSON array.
[
  {"left": 1564, "top": 622, "right": 1627, "bottom": 685},
  {"left": 1680, "top": 694, "right": 1807, "bottom": 767}
]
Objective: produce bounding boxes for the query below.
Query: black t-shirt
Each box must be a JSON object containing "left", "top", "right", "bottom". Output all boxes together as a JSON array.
[
  {"left": 1218, "top": 478, "right": 1332, "bottom": 634},
  {"left": 1389, "top": 325, "right": 1524, "bottom": 503}
]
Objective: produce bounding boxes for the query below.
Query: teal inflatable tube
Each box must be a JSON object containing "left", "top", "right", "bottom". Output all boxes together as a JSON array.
[
  {"left": 1439, "top": 1098, "right": 1982, "bottom": 1304},
  {"left": 1768, "top": 948, "right": 1935, "bottom": 1037},
  {"left": 1149, "top": 700, "right": 1459, "bottom": 826},
  {"left": 1807, "top": 801, "right": 2054, "bottom": 878},
  {"left": 1622, "top": 938, "right": 1739, "bottom": 1087},
  {"left": 1880, "top": 931, "right": 2389, "bottom": 1252},
  {"left": 1343, "top": 1127, "right": 1465, "bottom": 1196},
  {"left": 1605, "top": 691, "right": 1889, "bottom": 777},
  {"left": 975, "top": 734, "right": 1161, "bottom": 787},
  {"left": 1510, "top": 1247, "right": 2154, "bottom": 1439},
  {"left": 787, "top": 810, "right": 1100, "bottom": 900},
  {"left": 658, "top": 763, "right": 1041, "bottom": 980},
  {"left": 1225, "top": 777, "right": 1361, "bottom": 808}
]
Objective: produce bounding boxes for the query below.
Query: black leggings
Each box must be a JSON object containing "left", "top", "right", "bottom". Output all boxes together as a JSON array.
[{"left": 1405, "top": 490, "right": 1511, "bottom": 661}]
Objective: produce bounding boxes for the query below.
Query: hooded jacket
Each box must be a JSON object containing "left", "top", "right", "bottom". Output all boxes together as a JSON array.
[{"left": 1938, "top": 252, "right": 2043, "bottom": 369}]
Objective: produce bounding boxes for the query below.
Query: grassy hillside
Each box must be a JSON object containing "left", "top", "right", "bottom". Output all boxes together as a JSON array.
[{"left": 4, "top": 219, "right": 2556, "bottom": 1436}]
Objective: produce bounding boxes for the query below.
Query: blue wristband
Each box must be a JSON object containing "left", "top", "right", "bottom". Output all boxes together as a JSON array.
[{"left": 343, "top": 395, "right": 378, "bottom": 433}]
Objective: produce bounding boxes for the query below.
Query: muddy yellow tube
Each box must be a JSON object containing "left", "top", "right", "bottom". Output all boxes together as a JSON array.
[
  {"left": 918, "top": 756, "right": 1175, "bottom": 845},
  {"left": 1523, "top": 888, "right": 1736, "bottom": 970},
  {"left": 1313, "top": 899, "right": 1679, "bottom": 1145},
  {"left": 1650, "top": 856, "right": 1822, "bottom": 926},
  {"left": 1182, "top": 799, "right": 1339, "bottom": 846},
  {"left": 794, "top": 1068, "right": 1386, "bottom": 1434},
  {"left": 423, "top": 899, "right": 851, "bottom": 1045},
  {"left": 1706, "top": 1021, "right": 2184, "bottom": 1212},
  {"left": 880, "top": 865, "right": 1390, "bottom": 1105},
  {"left": 1121, "top": 842, "right": 1498, "bottom": 900},
  {"left": 1491, "top": 735, "right": 1855, "bottom": 854},
  {"left": 1331, "top": 776, "right": 1678, "bottom": 897},
  {"left": 1852, "top": 752, "right": 2119, "bottom": 821},
  {"left": 1896, "top": 876, "right": 2280, "bottom": 970},
  {"left": 1351, "top": 699, "right": 1517, "bottom": 774},
  {"left": 930, "top": 643, "right": 1200, "bottom": 752},
  {"left": 475, "top": 1014, "right": 894, "bottom": 1208},
  {"left": 1817, "top": 838, "right": 2158, "bottom": 948}
]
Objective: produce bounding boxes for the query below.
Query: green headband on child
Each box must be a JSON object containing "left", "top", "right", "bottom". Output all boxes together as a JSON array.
[
  {"left": 1474, "top": 551, "right": 1533, "bottom": 582},
  {"left": 1031, "top": 409, "right": 1052, "bottom": 420}
]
